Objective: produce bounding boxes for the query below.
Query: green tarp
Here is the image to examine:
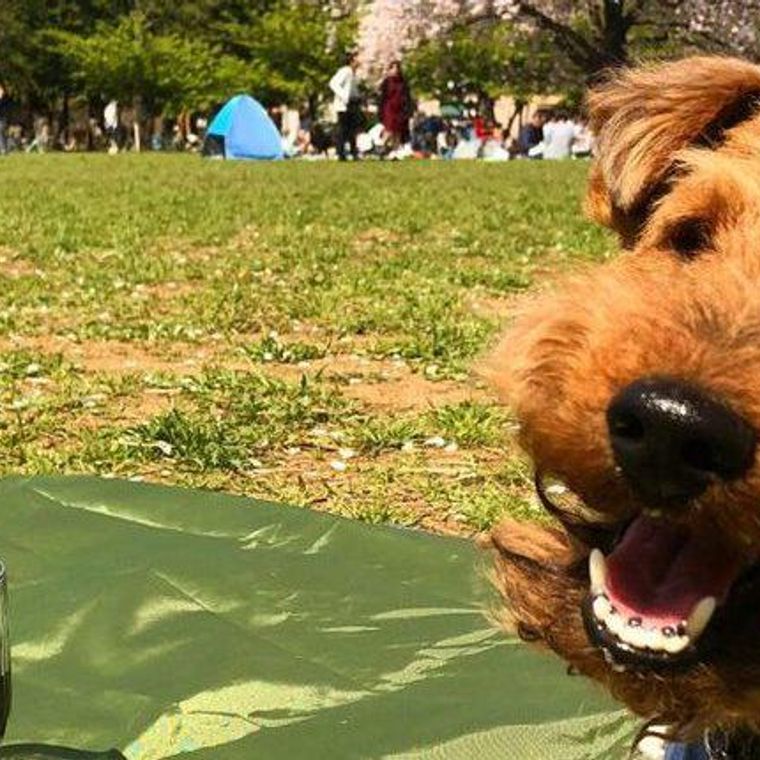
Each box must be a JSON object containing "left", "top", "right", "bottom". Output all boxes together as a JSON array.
[{"left": 0, "top": 477, "right": 636, "bottom": 758}]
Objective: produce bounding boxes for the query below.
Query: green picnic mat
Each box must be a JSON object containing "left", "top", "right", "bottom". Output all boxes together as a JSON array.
[{"left": 0, "top": 476, "right": 636, "bottom": 759}]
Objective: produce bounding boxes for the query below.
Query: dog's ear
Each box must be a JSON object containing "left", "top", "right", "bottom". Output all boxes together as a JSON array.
[{"left": 586, "top": 56, "right": 760, "bottom": 245}]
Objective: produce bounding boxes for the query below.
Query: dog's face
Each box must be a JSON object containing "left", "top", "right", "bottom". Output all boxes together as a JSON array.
[{"left": 489, "top": 57, "right": 760, "bottom": 739}]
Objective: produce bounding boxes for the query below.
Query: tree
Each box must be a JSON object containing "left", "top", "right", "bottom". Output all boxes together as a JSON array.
[
  {"left": 219, "top": 1, "right": 357, "bottom": 116},
  {"left": 49, "top": 12, "right": 250, "bottom": 150},
  {"left": 1, "top": 0, "right": 366, "bottom": 149},
  {"left": 405, "top": 20, "right": 572, "bottom": 113},
  {"left": 0, "top": 1, "right": 39, "bottom": 94},
  {"left": 2, "top": 1, "right": 133, "bottom": 141},
  {"left": 359, "top": 1, "right": 760, "bottom": 80}
]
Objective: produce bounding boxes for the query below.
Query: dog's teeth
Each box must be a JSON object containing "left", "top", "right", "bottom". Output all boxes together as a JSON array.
[
  {"left": 654, "top": 629, "right": 688, "bottom": 653},
  {"left": 606, "top": 609, "right": 625, "bottom": 637},
  {"left": 686, "top": 597, "right": 716, "bottom": 640},
  {"left": 592, "top": 594, "right": 611, "bottom": 621},
  {"left": 621, "top": 624, "right": 649, "bottom": 650},
  {"left": 642, "top": 627, "right": 662, "bottom": 651},
  {"left": 589, "top": 549, "right": 607, "bottom": 594},
  {"left": 662, "top": 634, "right": 690, "bottom": 654}
]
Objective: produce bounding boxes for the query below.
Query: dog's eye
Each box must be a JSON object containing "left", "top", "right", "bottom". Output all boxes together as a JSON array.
[{"left": 666, "top": 219, "right": 712, "bottom": 260}]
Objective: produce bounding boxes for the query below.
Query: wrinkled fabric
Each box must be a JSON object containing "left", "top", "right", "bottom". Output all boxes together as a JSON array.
[{"left": 0, "top": 477, "right": 636, "bottom": 758}]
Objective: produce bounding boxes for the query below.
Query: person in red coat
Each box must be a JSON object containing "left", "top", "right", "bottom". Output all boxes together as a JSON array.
[{"left": 379, "top": 61, "right": 413, "bottom": 151}]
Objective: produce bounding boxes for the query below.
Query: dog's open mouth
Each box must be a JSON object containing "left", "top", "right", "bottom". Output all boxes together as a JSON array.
[{"left": 582, "top": 513, "right": 744, "bottom": 669}]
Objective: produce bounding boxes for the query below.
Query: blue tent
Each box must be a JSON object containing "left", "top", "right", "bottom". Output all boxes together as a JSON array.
[{"left": 205, "top": 95, "right": 283, "bottom": 160}]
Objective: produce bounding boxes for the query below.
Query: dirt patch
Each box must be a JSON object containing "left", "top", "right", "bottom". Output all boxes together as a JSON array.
[
  {"left": 76, "top": 341, "right": 218, "bottom": 375},
  {"left": 465, "top": 294, "right": 520, "bottom": 321},
  {"left": 228, "top": 224, "right": 263, "bottom": 251},
  {"left": 132, "top": 282, "right": 200, "bottom": 301},
  {"left": 252, "top": 353, "right": 386, "bottom": 381},
  {"left": 245, "top": 448, "right": 483, "bottom": 538},
  {"left": 116, "top": 390, "right": 177, "bottom": 424},
  {"left": 79, "top": 390, "right": 177, "bottom": 430},
  {"left": 352, "top": 228, "right": 404, "bottom": 254},
  {"left": 0, "top": 252, "right": 40, "bottom": 280},
  {"left": 344, "top": 370, "right": 491, "bottom": 411},
  {"left": 234, "top": 350, "right": 492, "bottom": 412},
  {"left": 149, "top": 237, "right": 218, "bottom": 265},
  {"left": 0, "top": 336, "right": 221, "bottom": 375}
]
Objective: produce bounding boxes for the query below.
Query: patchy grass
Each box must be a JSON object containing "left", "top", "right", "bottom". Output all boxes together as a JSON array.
[
  {"left": 0, "top": 155, "right": 614, "bottom": 534},
  {"left": 243, "top": 334, "right": 329, "bottom": 364},
  {"left": 430, "top": 401, "right": 509, "bottom": 447}
]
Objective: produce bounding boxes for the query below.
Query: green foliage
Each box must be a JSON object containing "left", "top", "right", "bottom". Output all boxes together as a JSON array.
[
  {"left": 0, "top": 1, "right": 36, "bottom": 92},
  {"left": 123, "top": 370, "right": 353, "bottom": 472},
  {"left": 353, "top": 418, "right": 425, "bottom": 455},
  {"left": 126, "top": 408, "right": 246, "bottom": 471},
  {"left": 222, "top": 1, "right": 356, "bottom": 109},
  {"left": 245, "top": 335, "right": 328, "bottom": 364},
  {"left": 0, "top": 350, "right": 69, "bottom": 385},
  {"left": 2, "top": 1, "right": 359, "bottom": 118},
  {"left": 430, "top": 401, "right": 508, "bottom": 447},
  {"left": 406, "top": 21, "right": 572, "bottom": 104},
  {"left": 47, "top": 12, "right": 250, "bottom": 116}
]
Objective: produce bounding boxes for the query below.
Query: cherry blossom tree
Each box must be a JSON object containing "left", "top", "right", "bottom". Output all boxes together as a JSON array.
[{"left": 359, "top": 1, "right": 760, "bottom": 79}]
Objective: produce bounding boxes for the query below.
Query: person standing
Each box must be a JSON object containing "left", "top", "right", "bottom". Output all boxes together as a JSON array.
[
  {"left": 517, "top": 110, "right": 546, "bottom": 157},
  {"left": 0, "top": 85, "right": 12, "bottom": 156},
  {"left": 378, "top": 60, "right": 413, "bottom": 152},
  {"left": 104, "top": 99, "right": 119, "bottom": 154},
  {"left": 542, "top": 109, "right": 581, "bottom": 160},
  {"left": 329, "top": 51, "right": 362, "bottom": 161}
]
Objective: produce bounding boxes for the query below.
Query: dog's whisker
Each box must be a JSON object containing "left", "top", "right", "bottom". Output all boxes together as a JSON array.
[{"left": 534, "top": 471, "right": 621, "bottom": 551}]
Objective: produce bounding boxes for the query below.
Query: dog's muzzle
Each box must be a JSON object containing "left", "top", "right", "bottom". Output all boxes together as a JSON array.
[
  {"left": 578, "top": 377, "right": 757, "bottom": 669},
  {"left": 606, "top": 377, "right": 755, "bottom": 508}
]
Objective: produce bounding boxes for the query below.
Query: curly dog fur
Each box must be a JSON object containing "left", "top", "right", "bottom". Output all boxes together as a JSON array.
[{"left": 487, "top": 56, "right": 760, "bottom": 744}]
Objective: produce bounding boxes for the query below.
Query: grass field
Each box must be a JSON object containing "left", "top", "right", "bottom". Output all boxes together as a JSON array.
[{"left": 0, "top": 154, "right": 613, "bottom": 535}]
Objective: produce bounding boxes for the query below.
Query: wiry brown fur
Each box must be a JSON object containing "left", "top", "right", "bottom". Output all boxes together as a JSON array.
[{"left": 487, "top": 57, "right": 760, "bottom": 741}]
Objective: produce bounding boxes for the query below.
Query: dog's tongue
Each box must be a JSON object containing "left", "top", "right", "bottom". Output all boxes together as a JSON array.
[{"left": 605, "top": 515, "right": 740, "bottom": 625}]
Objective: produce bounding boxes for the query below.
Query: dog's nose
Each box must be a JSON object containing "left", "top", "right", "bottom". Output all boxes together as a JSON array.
[{"left": 607, "top": 378, "right": 756, "bottom": 507}]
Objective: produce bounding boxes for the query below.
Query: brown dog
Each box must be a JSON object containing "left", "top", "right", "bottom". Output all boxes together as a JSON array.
[{"left": 487, "top": 56, "right": 760, "bottom": 751}]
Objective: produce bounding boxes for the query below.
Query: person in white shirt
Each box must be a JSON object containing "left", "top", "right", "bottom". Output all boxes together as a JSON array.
[
  {"left": 571, "top": 119, "right": 594, "bottom": 158},
  {"left": 103, "top": 99, "right": 119, "bottom": 154},
  {"left": 541, "top": 109, "right": 582, "bottom": 160},
  {"left": 329, "top": 52, "right": 362, "bottom": 161}
]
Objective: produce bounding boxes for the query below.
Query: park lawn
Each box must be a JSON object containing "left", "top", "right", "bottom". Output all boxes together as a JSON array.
[{"left": 0, "top": 154, "right": 614, "bottom": 535}]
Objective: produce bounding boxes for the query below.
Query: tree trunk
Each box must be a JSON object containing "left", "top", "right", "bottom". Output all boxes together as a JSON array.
[
  {"left": 515, "top": 1, "right": 630, "bottom": 80},
  {"left": 601, "top": 0, "right": 629, "bottom": 68},
  {"left": 151, "top": 115, "right": 164, "bottom": 150},
  {"left": 58, "top": 92, "right": 70, "bottom": 149},
  {"left": 505, "top": 100, "right": 525, "bottom": 137},
  {"left": 479, "top": 93, "right": 495, "bottom": 121},
  {"left": 86, "top": 97, "right": 98, "bottom": 152},
  {"left": 133, "top": 96, "right": 142, "bottom": 153},
  {"left": 308, "top": 94, "right": 319, "bottom": 123}
]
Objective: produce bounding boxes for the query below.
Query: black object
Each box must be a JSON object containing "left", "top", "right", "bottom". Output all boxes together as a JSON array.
[
  {"left": 309, "top": 122, "right": 333, "bottom": 154},
  {"left": 607, "top": 377, "right": 756, "bottom": 507},
  {"left": 201, "top": 133, "right": 225, "bottom": 158},
  {"left": 0, "top": 747, "right": 125, "bottom": 759}
]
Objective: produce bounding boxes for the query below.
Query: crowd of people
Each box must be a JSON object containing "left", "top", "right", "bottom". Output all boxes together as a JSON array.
[
  {"left": 281, "top": 106, "right": 593, "bottom": 162},
  {"left": 0, "top": 52, "right": 594, "bottom": 161},
  {"left": 282, "top": 52, "right": 594, "bottom": 162}
]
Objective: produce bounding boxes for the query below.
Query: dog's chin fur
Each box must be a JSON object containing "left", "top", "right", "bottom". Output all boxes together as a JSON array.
[{"left": 487, "top": 56, "right": 760, "bottom": 742}]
